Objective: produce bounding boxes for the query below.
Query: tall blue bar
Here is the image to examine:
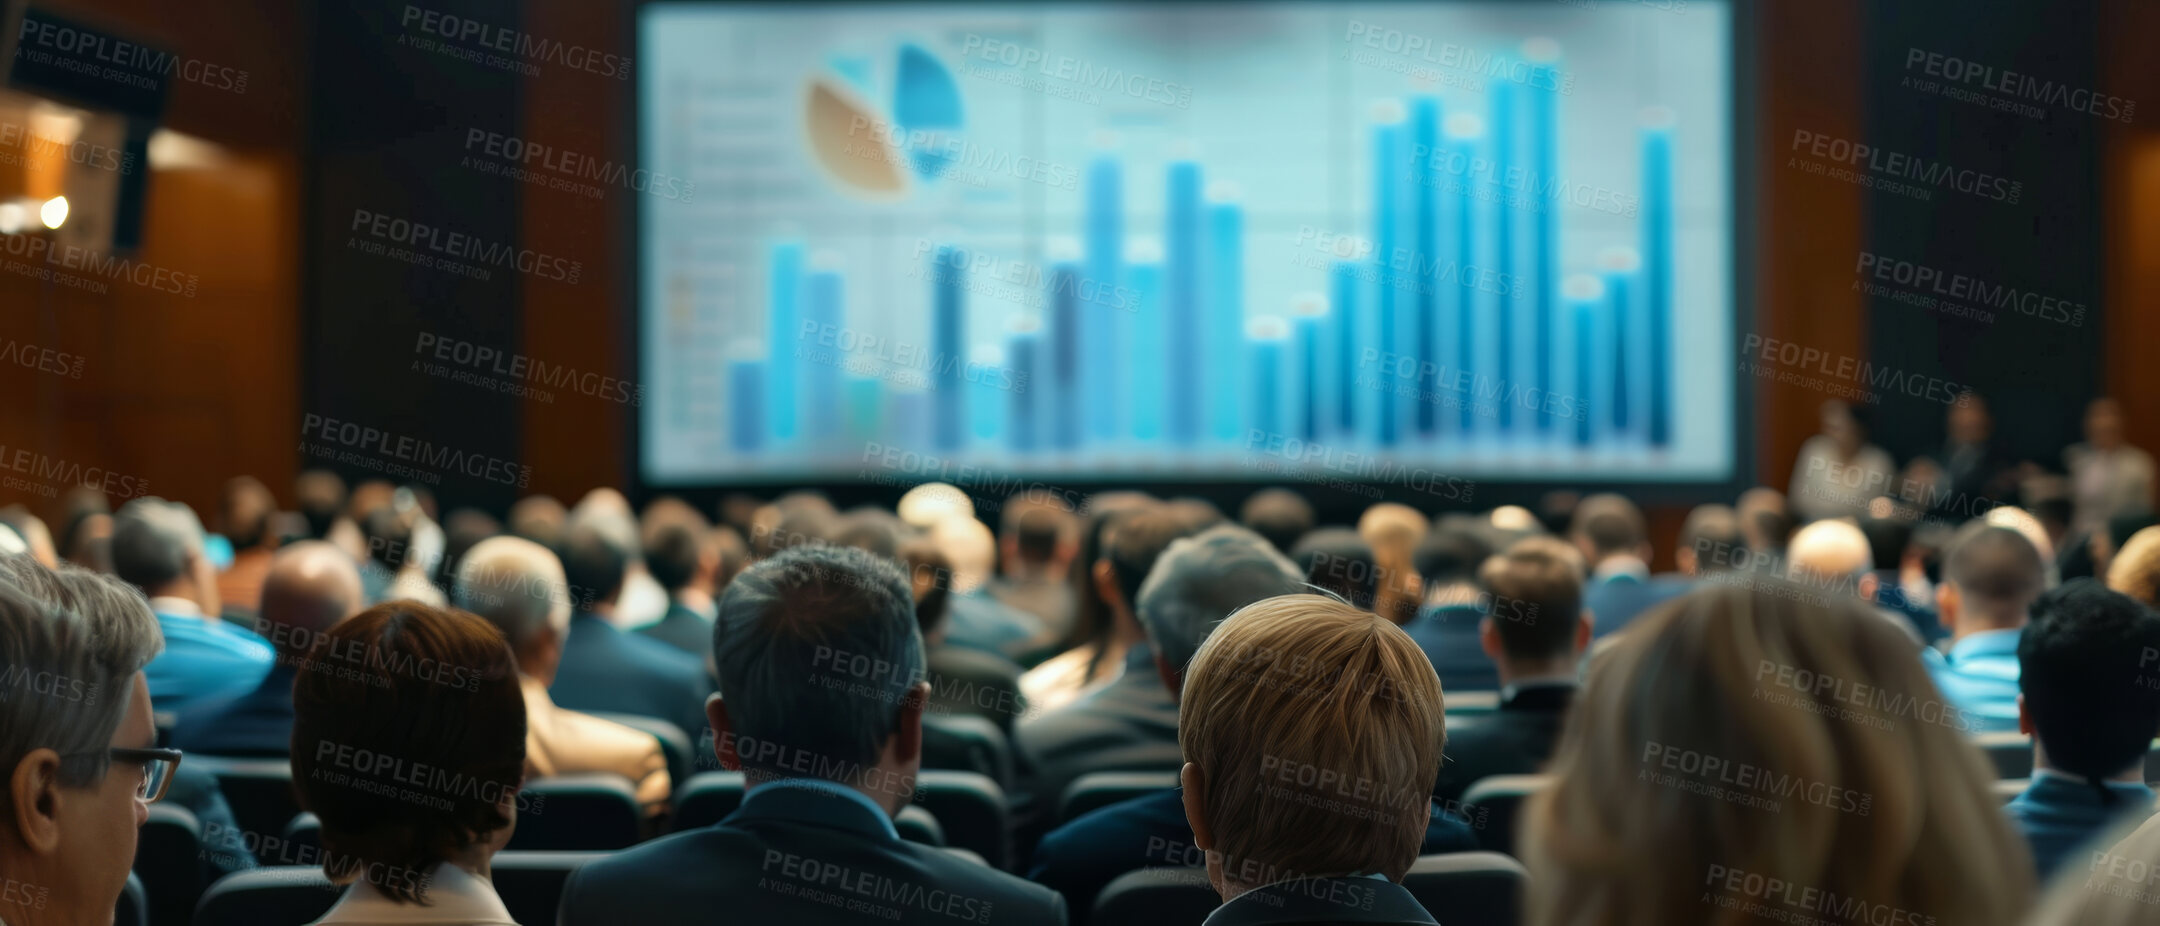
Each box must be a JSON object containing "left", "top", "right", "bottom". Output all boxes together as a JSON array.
[
  {"left": 1531, "top": 69, "right": 1559, "bottom": 434},
  {"left": 1049, "top": 263, "right": 1083, "bottom": 451},
  {"left": 1128, "top": 253, "right": 1165, "bottom": 441},
  {"left": 1086, "top": 156, "right": 1123, "bottom": 442},
  {"left": 1411, "top": 97, "right": 1441, "bottom": 437},
  {"left": 1373, "top": 118, "right": 1404, "bottom": 448},
  {"left": 931, "top": 245, "right": 965, "bottom": 450},
  {"left": 1007, "top": 327, "right": 1040, "bottom": 454},
  {"left": 1643, "top": 122, "right": 1675, "bottom": 447},
  {"left": 767, "top": 243, "right": 802, "bottom": 441},
  {"left": 1294, "top": 305, "right": 1323, "bottom": 443},
  {"left": 1248, "top": 320, "right": 1286, "bottom": 440},
  {"left": 802, "top": 269, "right": 844, "bottom": 442},
  {"left": 1490, "top": 81, "right": 1515, "bottom": 433},
  {"left": 1331, "top": 261, "right": 1359, "bottom": 437},
  {"left": 1166, "top": 160, "right": 1204, "bottom": 444},
  {"left": 843, "top": 375, "right": 880, "bottom": 443},
  {"left": 968, "top": 345, "right": 1003, "bottom": 442},
  {"left": 1451, "top": 133, "right": 1478, "bottom": 434},
  {"left": 1604, "top": 265, "right": 1635, "bottom": 435},
  {"left": 728, "top": 357, "right": 765, "bottom": 453},
  {"left": 1565, "top": 276, "right": 1601, "bottom": 448},
  {"left": 1208, "top": 198, "right": 1245, "bottom": 443}
]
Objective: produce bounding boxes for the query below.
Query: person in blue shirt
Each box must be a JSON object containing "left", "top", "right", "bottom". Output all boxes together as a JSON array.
[
  {"left": 2004, "top": 578, "right": 2160, "bottom": 880},
  {"left": 1924, "top": 524, "right": 2047, "bottom": 734},
  {"left": 110, "top": 498, "right": 275, "bottom": 729}
]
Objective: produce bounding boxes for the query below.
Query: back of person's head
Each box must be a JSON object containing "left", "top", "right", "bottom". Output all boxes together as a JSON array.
[
  {"left": 831, "top": 509, "right": 908, "bottom": 561},
  {"left": 109, "top": 498, "right": 205, "bottom": 595},
  {"left": 1736, "top": 487, "right": 1793, "bottom": 555},
  {"left": 1108, "top": 507, "right": 1209, "bottom": 614},
  {"left": 219, "top": 476, "right": 278, "bottom": 551},
  {"left": 895, "top": 483, "right": 970, "bottom": 531},
  {"left": 1943, "top": 523, "right": 2046, "bottom": 626},
  {"left": 1178, "top": 594, "right": 1443, "bottom": 894},
  {"left": 257, "top": 542, "right": 364, "bottom": 661},
  {"left": 2105, "top": 525, "right": 2160, "bottom": 608},
  {"left": 0, "top": 506, "right": 56, "bottom": 567},
  {"left": 1064, "top": 493, "right": 1158, "bottom": 651},
  {"left": 643, "top": 520, "right": 709, "bottom": 593},
  {"left": 999, "top": 491, "right": 1074, "bottom": 565},
  {"left": 1675, "top": 504, "right": 1745, "bottom": 576},
  {"left": 1525, "top": 579, "right": 2032, "bottom": 926},
  {"left": 1412, "top": 525, "right": 1494, "bottom": 591},
  {"left": 1537, "top": 490, "right": 1581, "bottom": 537},
  {"left": 1784, "top": 519, "right": 1874, "bottom": 594},
  {"left": 0, "top": 556, "right": 163, "bottom": 918},
  {"left": 755, "top": 506, "right": 836, "bottom": 560},
  {"left": 1239, "top": 488, "right": 1316, "bottom": 556},
  {"left": 1136, "top": 525, "right": 1305, "bottom": 685},
  {"left": 59, "top": 510, "right": 113, "bottom": 573},
  {"left": 1166, "top": 497, "right": 1228, "bottom": 531},
  {"left": 897, "top": 536, "right": 956, "bottom": 641},
  {"left": 711, "top": 526, "right": 750, "bottom": 593},
  {"left": 1356, "top": 503, "right": 1427, "bottom": 556},
  {"left": 714, "top": 545, "right": 922, "bottom": 785},
  {"left": 437, "top": 508, "right": 502, "bottom": 583},
  {"left": 455, "top": 536, "right": 573, "bottom": 659},
  {"left": 928, "top": 515, "right": 996, "bottom": 594},
  {"left": 361, "top": 504, "right": 415, "bottom": 570},
  {"left": 1567, "top": 493, "right": 1648, "bottom": 563},
  {"left": 557, "top": 520, "right": 630, "bottom": 611},
  {"left": 1858, "top": 506, "right": 1913, "bottom": 574},
  {"left": 1479, "top": 537, "right": 1586, "bottom": 662},
  {"left": 291, "top": 602, "right": 524, "bottom": 903},
  {"left": 296, "top": 469, "right": 348, "bottom": 540},
  {"left": 507, "top": 495, "right": 568, "bottom": 551},
  {"left": 1290, "top": 528, "right": 1379, "bottom": 612},
  {"left": 2019, "top": 579, "right": 2160, "bottom": 795}
]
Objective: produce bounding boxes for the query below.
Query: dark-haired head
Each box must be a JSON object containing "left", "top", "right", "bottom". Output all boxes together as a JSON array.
[
  {"left": 290, "top": 601, "right": 525, "bottom": 904},
  {"left": 1291, "top": 528, "right": 1379, "bottom": 612},
  {"left": 2018, "top": 579, "right": 2160, "bottom": 799}
]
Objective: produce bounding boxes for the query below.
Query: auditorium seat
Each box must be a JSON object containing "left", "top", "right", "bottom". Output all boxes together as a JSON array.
[
  {"left": 916, "top": 769, "right": 1010, "bottom": 870},
  {"left": 118, "top": 872, "right": 148, "bottom": 926},
  {"left": 585, "top": 712, "right": 694, "bottom": 795},
  {"left": 1994, "top": 779, "right": 2028, "bottom": 803},
  {"left": 1461, "top": 773, "right": 1549, "bottom": 857},
  {"left": 1445, "top": 690, "right": 1501, "bottom": 714},
  {"left": 1973, "top": 732, "right": 2034, "bottom": 779},
  {"left": 923, "top": 712, "right": 1015, "bottom": 789},
  {"left": 192, "top": 866, "right": 337, "bottom": 926},
  {"left": 669, "top": 769, "right": 946, "bottom": 847},
  {"left": 134, "top": 803, "right": 207, "bottom": 926},
  {"left": 897, "top": 804, "right": 946, "bottom": 846},
  {"left": 187, "top": 755, "right": 298, "bottom": 863},
  {"left": 284, "top": 812, "right": 322, "bottom": 856},
  {"left": 490, "top": 851, "right": 608, "bottom": 926},
  {"left": 1057, "top": 770, "right": 1180, "bottom": 825},
  {"left": 505, "top": 773, "right": 643, "bottom": 850},
  {"left": 1400, "top": 852, "right": 1526, "bottom": 926},
  {"left": 2147, "top": 741, "right": 2160, "bottom": 782},
  {"left": 1091, "top": 866, "right": 1221, "bottom": 925}
]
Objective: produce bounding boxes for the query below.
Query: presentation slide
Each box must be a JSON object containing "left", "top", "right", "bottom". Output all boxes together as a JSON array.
[{"left": 639, "top": 1, "right": 1733, "bottom": 486}]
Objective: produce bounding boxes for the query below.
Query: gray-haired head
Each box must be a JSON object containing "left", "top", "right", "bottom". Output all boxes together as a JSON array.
[
  {"left": 714, "top": 544, "right": 922, "bottom": 785},
  {"left": 1138, "top": 523, "right": 1308, "bottom": 678},
  {"left": 109, "top": 497, "right": 206, "bottom": 595},
  {"left": 0, "top": 554, "right": 163, "bottom": 798},
  {"left": 455, "top": 536, "right": 573, "bottom": 660}
]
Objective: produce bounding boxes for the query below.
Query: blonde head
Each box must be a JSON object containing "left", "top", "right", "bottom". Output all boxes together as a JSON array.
[
  {"left": 2105, "top": 525, "right": 2160, "bottom": 608},
  {"left": 1523, "top": 580, "right": 2031, "bottom": 926},
  {"left": 1179, "top": 594, "right": 1443, "bottom": 894}
]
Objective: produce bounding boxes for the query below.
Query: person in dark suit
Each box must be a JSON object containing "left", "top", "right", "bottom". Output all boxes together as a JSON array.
[
  {"left": 558, "top": 545, "right": 1067, "bottom": 925},
  {"left": 173, "top": 542, "right": 363, "bottom": 756},
  {"left": 1570, "top": 494, "right": 1686, "bottom": 638},
  {"left": 547, "top": 520, "right": 713, "bottom": 747},
  {"left": 1432, "top": 537, "right": 1591, "bottom": 805},
  {"left": 991, "top": 493, "right": 1080, "bottom": 646},
  {"left": 636, "top": 517, "right": 745, "bottom": 665},
  {"left": 1030, "top": 527, "right": 1474, "bottom": 920},
  {"left": 1179, "top": 594, "right": 1457, "bottom": 925},
  {"left": 2004, "top": 579, "right": 2160, "bottom": 879},
  {"left": 1400, "top": 526, "right": 1498, "bottom": 692}
]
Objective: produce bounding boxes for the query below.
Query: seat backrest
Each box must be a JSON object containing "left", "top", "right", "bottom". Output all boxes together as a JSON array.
[
  {"left": 191, "top": 867, "right": 338, "bottom": 926},
  {"left": 507, "top": 774, "right": 643, "bottom": 850},
  {"left": 916, "top": 770, "right": 1010, "bottom": 871},
  {"left": 1994, "top": 778, "right": 2029, "bottom": 804},
  {"left": 896, "top": 804, "right": 946, "bottom": 847},
  {"left": 118, "top": 871, "right": 148, "bottom": 926},
  {"left": 187, "top": 755, "right": 298, "bottom": 864},
  {"left": 672, "top": 770, "right": 747, "bottom": 832},
  {"left": 1401, "top": 852, "right": 1527, "bottom": 926},
  {"left": 1973, "top": 732, "right": 2034, "bottom": 779},
  {"left": 1057, "top": 770, "right": 1180, "bottom": 826},
  {"left": 1091, "top": 866, "right": 1222, "bottom": 926},
  {"left": 1446, "top": 690, "right": 1501, "bottom": 714},
  {"left": 1461, "top": 773, "right": 1549, "bottom": 857},
  {"left": 922, "top": 712, "right": 1016, "bottom": 790},
  {"left": 134, "top": 803, "right": 206, "bottom": 926},
  {"left": 583, "top": 712, "right": 694, "bottom": 795},
  {"left": 491, "top": 850, "right": 608, "bottom": 926}
]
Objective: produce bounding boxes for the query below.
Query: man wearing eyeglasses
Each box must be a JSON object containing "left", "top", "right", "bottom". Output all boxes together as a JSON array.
[{"left": 0, "top": 559, "right": 173, "bottom": 925}]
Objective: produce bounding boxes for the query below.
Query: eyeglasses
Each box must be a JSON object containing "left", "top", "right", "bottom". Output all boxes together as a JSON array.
[{"left": 66, "top": 747, "right": 183, "bottom": 804}]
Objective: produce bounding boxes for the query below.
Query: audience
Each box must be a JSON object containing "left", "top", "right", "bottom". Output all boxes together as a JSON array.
[
  {"left": 558, "top": 545, "right": 1067, "bottom": 923},
  {"left": 1401, "top": 524, "right": 1499, "bottom": 691},
  {"left": 1026, "top": 493, "right": 1158, "bottom": 710},
  {"left": 111, "top": 497, "right": 275, "bottom": 727},
  {"left": 1671, "top": 503, "right": 1743, "bottom": 577},
  {"left": 1177, "top": 594, "right": 1451, "bottom": 924},
  {"left": 0, "top": 558, "right": 171, "bottom": 923},
  {"left": 2066, "top": 397, "right": 2155, "bottom": 535},
  {"left": 1238, "top": 486, "right": 1316, "bottom": 556},
  {"left": 173, "top": 542, "right": 363, "bottom": 756},
  {"left": 1432, "top": 537, "right": 1591, "bottom": 805},
  {"left": 933, "top": 514, "right": 1049, "bottom": 660},
  {"left": 1358, "top": 502, "right": 1430, "bottom": 625},
  {"left": 455, "top": 536, "right": 671, "bottom": 812},
  {"left": 1291, "top": 527, "right": 1380, "bottom": 612},
  {"left": 1925, "top": 524, "right": 2047, "bottom": 733},
  {"left": 2004, "top": 578, "right": 2160, "bottom": 879},
  {"left": 546, "top": 521, "right": 712, "bottom": 748},
  {"left": 1570, "top": 493, "right": 1683, "bottom": 637},
  {"left": 992, "top": 493, "right": 1081, "bottom": 640},
  {"left": 1524, "top": 579, "right": 2033, "bottom": 926},
  {"left": 214, "top": 476, "right": 281, "bottom": 616},
  {"left": 291, "top": 601, "right": 525, "bottom": 924}
]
